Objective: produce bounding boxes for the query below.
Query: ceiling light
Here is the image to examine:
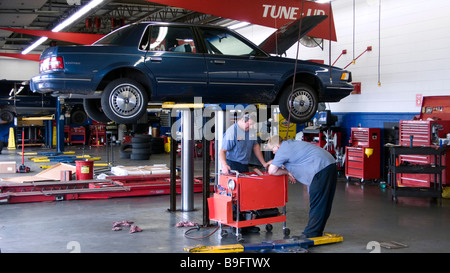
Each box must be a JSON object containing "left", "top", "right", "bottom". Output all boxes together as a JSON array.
[{"left": 22, "top": 0, "right": 105, "bottom": 55}]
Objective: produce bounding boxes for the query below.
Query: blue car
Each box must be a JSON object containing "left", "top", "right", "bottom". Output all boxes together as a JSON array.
[{"left": 30, "top": 20, "right": 353, "bottom": 124}]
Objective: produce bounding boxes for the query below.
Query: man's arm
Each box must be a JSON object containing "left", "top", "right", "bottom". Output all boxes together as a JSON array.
[
  {"left": 253, "top": 143, "right": 268, "bottom": 168},
  {"left": 219, "top": 148, "right": 231, "bottom": 175},
  {"left": 268, "top": 164, "right": 297, "bottom": 184}
]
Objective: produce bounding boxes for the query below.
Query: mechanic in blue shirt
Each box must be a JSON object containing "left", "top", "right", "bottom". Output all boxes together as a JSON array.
[
  {"left": 267, "top": 135, "right": 337, "bottom": 238},
  {"left": 219, "top": 112, "right": 269, "bottom": 175}
]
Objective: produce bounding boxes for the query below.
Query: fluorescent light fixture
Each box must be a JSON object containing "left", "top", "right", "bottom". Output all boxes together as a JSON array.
[
  {"left": 22, "top": 36, "right": 48, "bottom": 55},
  {"left": 228, "top": 21, "right": 250, "bottom": 30},
  {"left": 22, "top": 0, "right": 104, "bottom": 55}
]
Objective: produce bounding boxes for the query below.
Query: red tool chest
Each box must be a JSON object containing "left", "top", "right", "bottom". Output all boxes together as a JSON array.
[
  {"left": 397, "top": 96, "right": 450, "bottom": 187},
  {"left": 208, "top": 172, "right": 289, "bottom": 241},
  {"left": 345, "top": 127, "right": 381, "bottom": 181}
]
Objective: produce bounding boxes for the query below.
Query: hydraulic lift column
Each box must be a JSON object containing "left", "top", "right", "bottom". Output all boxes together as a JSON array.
[
  {"left": 181, "top": 109, "right": 194, "bottom": 212},
  {"left": 56, "top": 98, "right": 65, "bottom": 153}
]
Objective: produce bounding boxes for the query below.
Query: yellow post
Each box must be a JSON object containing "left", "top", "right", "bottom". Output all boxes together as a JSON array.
[{"left": 7, "top": 127, "right": 15, "bottom": 149}]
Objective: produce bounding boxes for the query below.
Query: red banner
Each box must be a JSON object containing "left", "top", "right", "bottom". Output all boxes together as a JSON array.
[
  {"left": 0, "top": 53, "right": 40, "bottom": 62},
  {"left": 146, "top": 0, "right": 336, "bottom": 41},
  {"left": 0, "top": 28, "right": 104, "bottom": 45}
]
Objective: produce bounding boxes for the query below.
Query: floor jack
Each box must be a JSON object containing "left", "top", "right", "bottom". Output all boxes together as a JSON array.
[
  {"left": 184, "top": 233, "right": 343, "bottom": 253},
  {"left": 17, "top": 128, "right": 30, "bottom": 173}
]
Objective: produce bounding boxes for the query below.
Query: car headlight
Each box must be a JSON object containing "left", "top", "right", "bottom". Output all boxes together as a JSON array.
[
  {"left": 341, "top": 72, "right": 351, "bottom": 82},
  {"left": 227, "top": 179, "right": 236, "bottom": 191}
]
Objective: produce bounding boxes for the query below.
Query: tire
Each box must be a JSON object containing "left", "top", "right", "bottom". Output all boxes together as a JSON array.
[
  {"left": 132, "top": 135, "right": 152, "bottom": 143},
  {"left": 101, "top": 78, "right": 148, "bottom": 124},
  {"left": 70, "top": 109, "right": 88, "bottom": 125},
  {"left": 278, "top": 83, "right": 318, "bottom": 124},
  {"left": 0, "top": 110, "right": 14, "bottom": 124},
  {"left": 83, "top": 99, "right": 110, "bottom": 123},
  {"left": 130, "top": 153, "right": 150, "bottom": 160},
  {"left": 119, "top": 143, "right": 132, "bottom": 159}
]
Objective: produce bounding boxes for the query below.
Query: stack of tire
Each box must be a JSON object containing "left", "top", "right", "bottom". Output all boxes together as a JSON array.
[{"left": 119, "top": 135, "right": 152, "bottom": 160}]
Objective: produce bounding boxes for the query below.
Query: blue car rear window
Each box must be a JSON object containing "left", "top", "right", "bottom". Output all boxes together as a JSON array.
[{"left": 94, "top": 24, "right": 138, "bottom": 45}]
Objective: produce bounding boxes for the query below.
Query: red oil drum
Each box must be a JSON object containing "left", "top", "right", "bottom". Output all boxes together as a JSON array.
[{"left": 75, "top": 160, "right": 94, "bottom": 180}]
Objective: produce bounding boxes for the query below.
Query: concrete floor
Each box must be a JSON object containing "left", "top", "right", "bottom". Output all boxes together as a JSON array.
[{"left": 1, "top": 144, "right": 450, "bottom": 254}]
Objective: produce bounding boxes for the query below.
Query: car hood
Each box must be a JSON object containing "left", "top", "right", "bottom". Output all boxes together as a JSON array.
[{"left": 258, "top": 15, "right": 327, "bottom": 55}]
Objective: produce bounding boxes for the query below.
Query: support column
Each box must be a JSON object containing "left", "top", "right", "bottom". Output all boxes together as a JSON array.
[
  {"left": 181, "top": 109, "right": 194, "bottom": 212},
  {"left": 214, "top": 110, "right": 225, "bottom": 186},
  {"left": 56, "top": 98, "right": 64, "bottom": 153}
]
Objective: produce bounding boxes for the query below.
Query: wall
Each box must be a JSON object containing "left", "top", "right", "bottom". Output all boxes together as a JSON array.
[
  {"left": 0, "top": 57, "right": 38, "bottom": 81},
  {"left": 238, "top": 0, "right": 450, "bottom": 147}
]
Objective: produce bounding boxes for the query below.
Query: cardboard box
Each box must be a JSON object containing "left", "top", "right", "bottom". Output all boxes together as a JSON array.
[{"left": 0, "top": 161, "right": 17, "bottom": 174}]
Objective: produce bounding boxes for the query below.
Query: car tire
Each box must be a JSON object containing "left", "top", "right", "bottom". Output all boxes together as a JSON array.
[
  {"left": 101, "top": 78, "right": 148, "bottom": 124},
  {"left": 83, "top": 99, "right": 111, "bottom": 123},
  {"left": 278, "top": 83, "right": 318, "bottom": 124},
  {"left": 130, "top": 153, "right": 150, "bottom": 160},
  {"left": 70, "top": 109, "right": 88, "bottom": 126},
  {"left": 0, "top": 110, "right": 15, "bottom": 124},
  {"left": 119, "top": 143, "right": 132, "bottom": 159}
]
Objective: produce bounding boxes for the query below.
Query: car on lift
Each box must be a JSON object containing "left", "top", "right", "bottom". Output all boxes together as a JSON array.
[
  {"left": 30, "top": 19, "right": 353, "bottom": 124},
  {"left": 0, "top": 80, "right": 87, "bottom": 125},
  {"left": 0, "top": 80, "right": 56, "bottom": 124}
]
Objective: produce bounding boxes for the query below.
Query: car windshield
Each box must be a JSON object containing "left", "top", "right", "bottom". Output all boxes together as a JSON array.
[{"left": 93, "top": 24, "right": 138, "bottom": 45}]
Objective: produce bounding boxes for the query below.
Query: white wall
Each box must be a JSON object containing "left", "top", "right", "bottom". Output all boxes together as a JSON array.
[
  {"left": 0, "top": 57, "right": 38, "bottom": 81},
  {"left": 239, "top": 0, "right": 450, "bottom": 113}
]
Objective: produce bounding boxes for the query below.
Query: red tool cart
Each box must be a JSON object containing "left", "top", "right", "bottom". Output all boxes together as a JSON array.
[
  {"left": 397, "top": 96, "right": 450, "bottom": 187},
  {"left": 208, "top": 171, "right": 290, "bottom": 242},
  {"left": 345, "top": 127, "right": 381, "bottom": 181}
]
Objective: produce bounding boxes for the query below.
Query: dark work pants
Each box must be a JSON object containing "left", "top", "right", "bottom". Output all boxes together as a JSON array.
[
  {"left": 226, "top": 159, "right": 249, "bottom": 174},
  {"left": 303, "top": 163, "right": 337, "bottom": 238}
]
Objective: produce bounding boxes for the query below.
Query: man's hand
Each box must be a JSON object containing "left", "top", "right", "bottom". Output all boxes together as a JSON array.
[
  {"left": 287, "top": 172, "right": 296, "bottom": 184},
  {"left": 221, "top": 164, "right": 231, "bottom": 175}
]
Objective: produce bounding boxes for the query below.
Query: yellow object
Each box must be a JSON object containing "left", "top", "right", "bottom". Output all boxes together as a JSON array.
[
  {"left": 277, "top": 113, "right": 297, "bottom": 140},
  {"left": 52, "top": 126, "right": 57, "bottom": 146},
  {"left": 442, "top": 187, "right": 450, "bottom": 199},
  {"left": 309, "top": 233, "right": 344, "bottom": 246},
  {"left": 184, "top": 244, "right": 245, "bottom": 253},
  {"left": 162, "top": 102, "right": 204, "bottom": 109},
  {"left": 184, "top": 233, "right": 343, "bottom": 253},
  {"left": 21, "top": 115, "right": 54, "bottom": 121},
  {"left": 7, "top": 127, "right": 15, "bottom": 150},
  {"left": 164, "top": 137, "right": 171, "bottom": 153},
  {"left": 365, "top": 148, "right": 374, "bottom": 158}
]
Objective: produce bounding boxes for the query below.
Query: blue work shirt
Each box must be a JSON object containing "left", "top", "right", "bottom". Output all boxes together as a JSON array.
[
  {"left": 271, "top": 140, "right": 335, "bottom": 188},
  {"left": 222, "top": 123, "right": 257, "bottom": 165}
]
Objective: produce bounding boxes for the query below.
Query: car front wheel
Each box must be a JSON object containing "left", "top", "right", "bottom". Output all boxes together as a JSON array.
[
  {"left": 101, "top": 78, "right": 148, "bottom": 124},
  {"left": 278, "top": 83, "right": 318, "bottom": 124}
]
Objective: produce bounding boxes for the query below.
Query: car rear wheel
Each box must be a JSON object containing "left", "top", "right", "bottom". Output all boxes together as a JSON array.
[
  {"left": 101, "top": 78, "right": 148, "bottom": 124},
  {"left": 278, "top": 83, "right": 318, "bottom": 124},
  {"left": 0, "top": 110, "right": 14, "bottom": 124},
  {"left": 83, "top": 98, "right": 110, "bottom": 123}
]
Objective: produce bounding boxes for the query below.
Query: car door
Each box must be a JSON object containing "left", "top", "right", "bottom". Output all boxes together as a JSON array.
[
  {"left": 143, "top": 25, "right": 208, "bottom": 101},
  {"left": 199, "top": 27, "right": 278, "bottom": 103}
]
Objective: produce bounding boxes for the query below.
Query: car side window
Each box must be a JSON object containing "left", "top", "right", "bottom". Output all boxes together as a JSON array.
[
  {"left": 143, "top": 25, "right": 197, "bottom": 53},
  {"left": 200, "top": 27, "right": 263, "bottom": 57}
]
